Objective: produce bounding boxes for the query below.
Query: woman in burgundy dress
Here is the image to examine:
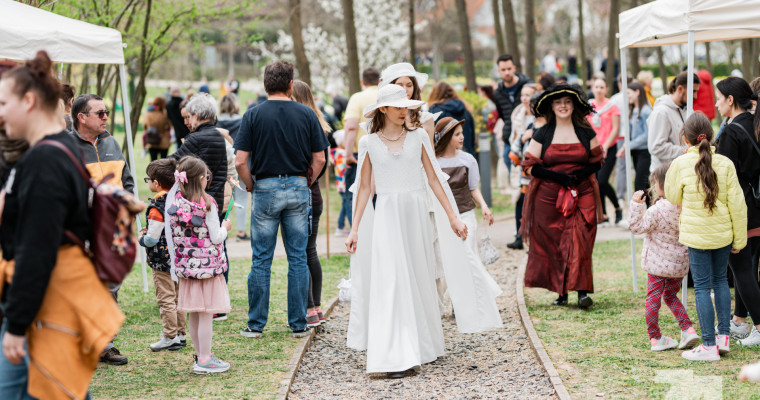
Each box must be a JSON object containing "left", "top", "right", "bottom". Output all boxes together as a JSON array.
[{"left": 520, "top": 85, "right": 604, "bottom": 308}]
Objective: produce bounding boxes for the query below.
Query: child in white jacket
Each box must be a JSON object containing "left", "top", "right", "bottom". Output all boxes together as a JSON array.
[{"left": 629, "top": 162, "right": 699, "bottom": 351}]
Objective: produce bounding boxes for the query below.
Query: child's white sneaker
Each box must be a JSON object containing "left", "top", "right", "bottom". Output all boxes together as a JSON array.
[
  {"left": 651, "top": 336, "right": 678, "bottom": 351},
  {"left": 738, "top": 326, "right": 760, "bottom": 347},
  {"left": 717, "top": 334, "right": 730, "bottom": 354},
  {"left": 682, "top": 344, "right": 720, "bottom": 361},
  {"left": 150, "top": 335, "right": 181, "bottom": 352},
  {"left": 679, "top": 328, "right": 700, "bottom": 350}
]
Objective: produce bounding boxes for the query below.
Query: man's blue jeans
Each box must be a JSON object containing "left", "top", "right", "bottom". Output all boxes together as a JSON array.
[
  {"left": 0, "top": 320, "right": 36, "bottom": 400},
  {"left": 689, "top": 245, "right": 732, "bottom": 346},
  {"left": 502, "top": 142, "right": 512, "bottom": 174},
  {"left": 247, "top": 176, "right": 311, "bottom": 332}
]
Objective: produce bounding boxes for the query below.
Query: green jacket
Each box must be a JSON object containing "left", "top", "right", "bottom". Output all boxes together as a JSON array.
[{"left": 665, "top": 146, "right": 747, "bottom": 251}]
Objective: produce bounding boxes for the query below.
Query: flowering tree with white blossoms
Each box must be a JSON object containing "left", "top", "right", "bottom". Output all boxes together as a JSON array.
[{"left": 262, "top": 0, "right": 410, "bottom": 93}]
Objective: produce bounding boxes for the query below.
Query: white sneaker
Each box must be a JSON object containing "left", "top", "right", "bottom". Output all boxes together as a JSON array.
[
  {"left": 177, "top": 333, "right": 187, "bottom": 346},
  {"left": 150, "top": 335, "right": 182, "bottom": 352},
  {"left": 679, "top": 329, "right": 700, "bottom": 350},
  {"left": 717, "top": 334, "right": 730, "bottom": 354},
  {"left": 730, "top": 320, "right": 752, "bottom": 339},
  {"left": 738, "top": 327, "right": 760, "bottom": 347},
  {"left": 616, "top": 219, "right": 629, "bottom": 229},
  {"left": 682, "top": 344, "right": 720, "bottom": 361},
  {"left": 651, "top": 336, "right": 678, "bottom": 351}
]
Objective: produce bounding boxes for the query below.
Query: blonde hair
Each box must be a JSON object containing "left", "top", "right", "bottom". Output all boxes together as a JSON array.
[
  {"left": 637, "top": 70, "right": 654, "bottom": 86},
  {"left": 291, "top": 80, "right": 332, "bottom": 133},
  {"left": 176, "top": 156, "right": 212, "bottom": 211}
]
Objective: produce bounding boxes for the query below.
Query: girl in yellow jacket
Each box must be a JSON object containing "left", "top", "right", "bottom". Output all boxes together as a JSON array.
[{"left": 665, "top": 113, "right": 747, "bottom": 362}]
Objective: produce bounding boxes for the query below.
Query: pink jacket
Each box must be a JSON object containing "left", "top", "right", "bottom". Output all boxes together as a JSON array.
[{"left": 629, "top": 198, "right": 689, "bottom": 278}]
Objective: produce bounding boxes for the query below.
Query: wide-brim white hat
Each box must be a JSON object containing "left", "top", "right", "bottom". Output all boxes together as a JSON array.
[
  {"left": 378, "top": 62, "right": 429, "bottom": 91},
  {"left": 363, "top": 84, "right": 425, "bottom": 118}
]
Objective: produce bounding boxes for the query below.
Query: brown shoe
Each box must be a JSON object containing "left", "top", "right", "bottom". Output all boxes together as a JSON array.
[{"left": 100, "top": 347, "right": 128, "bottom": 365}]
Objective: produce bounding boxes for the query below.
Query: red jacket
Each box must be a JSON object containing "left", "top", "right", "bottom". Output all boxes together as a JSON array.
[{"left": 694, "top": 70, "right": 716, "bottom": 120}]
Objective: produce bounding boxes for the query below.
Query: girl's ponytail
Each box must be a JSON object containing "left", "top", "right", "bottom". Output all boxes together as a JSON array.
[{"left": 682, "top": 113, "right": 718, "bottom": 213}]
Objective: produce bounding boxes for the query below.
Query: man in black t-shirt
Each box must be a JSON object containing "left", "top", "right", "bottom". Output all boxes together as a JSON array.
[{"left": 234, "top": 60, "right": 329, "bottom": 338}]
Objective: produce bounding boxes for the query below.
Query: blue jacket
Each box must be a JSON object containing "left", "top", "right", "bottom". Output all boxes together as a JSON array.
[
  {"left": 430, "top": 99, "right": 476, "bottom": 156},
  {"left": 629, "top": 105, "right": 651, "bottom": 151}
]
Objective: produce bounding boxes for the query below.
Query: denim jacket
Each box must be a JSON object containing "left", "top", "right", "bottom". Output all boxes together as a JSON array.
[{"left": 630, "top": 105, "right": 651, "bottom": 151}]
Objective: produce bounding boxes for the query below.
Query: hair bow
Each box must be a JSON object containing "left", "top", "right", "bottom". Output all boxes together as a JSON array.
[{"left": 174, "top": 170, "right": 188, "bottom": 183}]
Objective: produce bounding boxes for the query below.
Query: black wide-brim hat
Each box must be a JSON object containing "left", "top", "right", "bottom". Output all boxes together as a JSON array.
[{"left": 532, "top": 84, "right": 594, "bottom": 118}]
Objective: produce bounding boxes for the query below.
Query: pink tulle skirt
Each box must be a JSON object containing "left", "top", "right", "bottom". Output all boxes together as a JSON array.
[{"left": 177, "top": 275, "right": 231, "bottom": 314}]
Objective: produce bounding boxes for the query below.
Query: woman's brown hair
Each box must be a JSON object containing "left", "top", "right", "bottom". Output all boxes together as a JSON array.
[
  {"left": 543, "top": 95, "right": 594, "bottom": 130},
  {"left": 176, "top": 155, "right": 212, "bottom": 211},
  {"left": 291, "top": 80, "right": 332, "bottom": 133},
  {"left": 368, "top": 108, "right": 415, "bottom": 135},
  {"left": 427, "top": 81, "right": 461, "bottom": 107},
  {"left": 682, "top": 113, "right": 719, "bottom": 213},
  {"left": 152, "top": 96, "right": 166, "bottom": 113},
  {"left": 391, "top": 76, "right": 422, "bottom": 128},
  {"left": 4, "top": 51, "right": 61, "bottom": 112},
  {"left": 627, "top": 81, "right": 649, "bottom": 118}
]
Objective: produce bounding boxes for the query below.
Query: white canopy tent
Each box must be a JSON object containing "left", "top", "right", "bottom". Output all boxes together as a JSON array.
[
  {"left": 618, "top": 0, "right": 760, "bottom": 300},
  {"left": 0, "top": 0, "right": 148, "bottom": 291}
]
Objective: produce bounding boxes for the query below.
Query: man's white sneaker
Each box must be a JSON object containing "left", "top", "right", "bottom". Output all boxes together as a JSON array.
[
  {"left": 717, "top": 334, "right": 730, "bottom": 355},
  {"left": 738, "top": 327, "right": 760, "bottom": 347},
  {"left": 651, "top": 336, "right": 678, "bottom": 351},
  {"left": 682, "top": 344, "right": 720, "bottom": 361},
  {"left": 679, "top": 330, "right": 700, "bottom": 350},
  {"left": 150, "top": 335, "right": 182, "bottom": 352}
]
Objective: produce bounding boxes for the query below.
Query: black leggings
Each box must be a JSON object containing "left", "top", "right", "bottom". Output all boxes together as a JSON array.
[
  {"left": 597, "top": 146, "right": 620, "bottom": 216},
  {"left": 149, "top": 148, "right": 168, "bottom": 161},
  {"left": 731, "top": 236, "right": 760, "bottom": 323},
  {"left": 307, "top": 201, "right": 323, "bottom": 309},
  {"left": 515, "top": 192, "right": 525, "bottom": 233},
  {"left": 631, "top": 149, "right": 652, "bottom": 205}
]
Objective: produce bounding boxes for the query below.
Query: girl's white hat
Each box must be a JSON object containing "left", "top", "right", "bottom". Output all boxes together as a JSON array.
[
  {"left": 362, "top": 85, "right": 425, "bottom": 118},
  {"left": 378, "top": 62, "right": 429, "bottom": 90}
]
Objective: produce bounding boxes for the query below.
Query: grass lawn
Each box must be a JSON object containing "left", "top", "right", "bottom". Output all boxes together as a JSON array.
[
  {"left": 90, "top": 255, "right": 350, "bottom": 399},
  {"left": 525, "top": 240, "right": 760, "bottom": 400}
]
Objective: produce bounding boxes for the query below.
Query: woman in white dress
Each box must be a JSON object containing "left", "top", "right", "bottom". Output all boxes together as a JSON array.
[{"left": 345, "top": 85, "right": 502, "bottom": 378}]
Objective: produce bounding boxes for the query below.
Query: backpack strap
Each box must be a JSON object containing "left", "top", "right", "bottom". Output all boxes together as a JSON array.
[
  {"left": 37, "top": 140, "right": 92, "bottom": 186},
  {"left": 730, "top": 122, "right": 760, "bottom": 159},
  {"left": 37, "top": 140, "right": 94, "bottom": 256}
]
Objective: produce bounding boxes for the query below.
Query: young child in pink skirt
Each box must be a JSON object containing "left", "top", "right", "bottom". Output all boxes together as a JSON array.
[
  {"left": 165, "top": 155, "right": 232, "bottom": 374},
  {"left": 629, "top": 162, "right": 699, "bottom": 352}
]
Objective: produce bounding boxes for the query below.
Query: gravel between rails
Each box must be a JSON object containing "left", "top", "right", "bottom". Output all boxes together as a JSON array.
[{"left": 289, "top": 249, "right": 558, "bottom": 400}]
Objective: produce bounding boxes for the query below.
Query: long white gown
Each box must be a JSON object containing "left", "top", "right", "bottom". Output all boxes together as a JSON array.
[{"left": 347, "top": 129, "right": 503, "bottom": 374}]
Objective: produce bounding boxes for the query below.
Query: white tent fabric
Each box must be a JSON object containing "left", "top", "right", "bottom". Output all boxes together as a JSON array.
[
  {"left": 0, "top": 0, "right": 125, "bottom": 64},
  {"left": 619, "top": 0, "right": 760, "bottom": 49}
]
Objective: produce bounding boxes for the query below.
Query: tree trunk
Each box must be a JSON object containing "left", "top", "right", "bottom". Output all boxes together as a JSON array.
[
  {"left": 63, "top": 63, "right": 72, "bottom": 85},
  {"left": 431, "top": 19, "right": 442, "bottom": 81},
  {"left": 606, "top": 0, "right": 619, "bottom": 95},
  {"left": 742, "top": 39, "right": 753, "bottom": 80},
  {"left": 341, "top": 0, "right": 361, "bottom": 94},
  {"left": 524, "top": 0, "right": 535, "bottom": 80},
  {"left": 705, "top": 42, "right": 712, "bottom": 71},
  {"left": 491, "top": 0, "right": 505, "bottom": 55},
  {"left": 227, "top": 34, "right": 235, "bottom": 79},
  {"left": 657, "top": 47, "right": 668, "bottom": 93},
  {"left": 502, "top": 0, "right": 521, "bottom": 70},
  {"left": 409, "top": 0, "right": 416, "bottom": 68},
  {"left": 752, "top": 38, "right": 760, "bottom": 78},
  {"left": 288, "top": 0, "right": 311, "bottom": 86},
  {"left": 577, "top": 0, "right": 586, "bottom": 84},
  {"left": 110, "top": 74, "right": 119, "bottom": 136},
  {"left": 130, "top": 0, "right": 152, "bottom": 143},
  {"left": 628, "top": 0, "right": 640, "bottom": 78},
  {"left": 80, "top": 64, "right": 90, "bottom": 96},
  {"left": 455, "top": 0, "right": 477, "bottom": 92}
]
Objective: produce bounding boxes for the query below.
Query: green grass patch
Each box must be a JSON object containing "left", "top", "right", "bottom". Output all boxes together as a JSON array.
[
  {"left": 90, "top": 256, "right": 349, "bottom": 399},
  {"left": 525, "top": 239, "right": 760, "bottom": 400}
]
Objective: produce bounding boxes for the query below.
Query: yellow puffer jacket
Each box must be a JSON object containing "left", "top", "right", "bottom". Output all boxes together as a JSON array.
[{"left": 665, "top": 146, "right": 747, "bottom": 251}]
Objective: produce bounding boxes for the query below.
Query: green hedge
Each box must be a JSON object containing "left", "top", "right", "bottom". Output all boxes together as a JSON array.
[
  {"left": 638, "top": 62, "right": 737, "bottom": 78},
  {"left": 417, "top": 61, "right": 495, "bottom": 79}
]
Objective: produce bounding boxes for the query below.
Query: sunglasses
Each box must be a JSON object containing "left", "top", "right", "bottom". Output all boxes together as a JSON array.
[{"left": 82, "top": 110, "right": 110, "bottom": 118}]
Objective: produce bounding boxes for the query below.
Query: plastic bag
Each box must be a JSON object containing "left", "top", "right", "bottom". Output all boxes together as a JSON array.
[
  {"left": 337, "top": 278, "right": 352, "bottom": 302},
  {"left": 479, "top": 233, "right": 500, "bottom": 265}
]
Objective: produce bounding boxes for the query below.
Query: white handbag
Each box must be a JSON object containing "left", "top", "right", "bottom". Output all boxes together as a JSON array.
[
  {"left": 479, "top": 230, "right": 500, "bottom": 265},
  {"left": 337, "top": 277, "right": 352, "bottom": 302}
]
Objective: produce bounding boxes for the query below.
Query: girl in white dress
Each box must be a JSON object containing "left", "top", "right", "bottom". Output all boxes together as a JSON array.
[
  {"left": 345, "top": 85, "right": 502, "bottom": 378},
  {"left": 378, "top": 62, "right": 439, "bottom": 142}
]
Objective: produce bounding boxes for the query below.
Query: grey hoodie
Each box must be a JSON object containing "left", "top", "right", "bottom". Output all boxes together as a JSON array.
[{"left": 647, "top": 94, "right": 687, "bottom": 172}]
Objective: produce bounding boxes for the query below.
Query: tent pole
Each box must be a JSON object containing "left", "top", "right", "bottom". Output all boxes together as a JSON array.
[
  {"left": 119, "top": 63, "right": 149, "bottom": 293},
  {"left": 619, "top": 45, "right": 637, "bottom": 293},
  {"left": 681, "top": 30, "right": 696, "bottom": 307}
]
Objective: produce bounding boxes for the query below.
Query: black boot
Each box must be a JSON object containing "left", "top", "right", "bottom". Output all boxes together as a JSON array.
[
  {"left": 552, "top": 294, "right": 568, "bottom": 306},
  {"left": 507, "top": 234, "right": 524, "bottom": 250},
  {"left": 578, "top": 291, "right": 593, "bottom": 309}
]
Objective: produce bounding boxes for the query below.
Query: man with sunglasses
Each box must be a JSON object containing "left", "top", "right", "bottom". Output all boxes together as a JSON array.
[{"left": 70, "top": 93, "right": 135, "bottom": 366}]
